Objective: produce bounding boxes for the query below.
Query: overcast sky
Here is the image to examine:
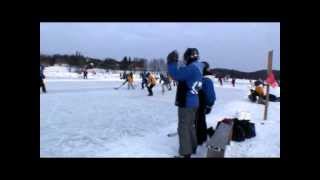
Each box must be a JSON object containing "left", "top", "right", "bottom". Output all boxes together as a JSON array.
[{"left": 40, "top": 22, "right": 280, "bottom": 72}]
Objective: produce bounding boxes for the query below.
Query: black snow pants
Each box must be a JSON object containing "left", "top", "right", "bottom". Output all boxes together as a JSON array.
[
  {"left": 40, "top": 77, "right": 46, "bottom": 93},
  {"left": 195, "top": 107, "right": 208, "bottom": 145},
  {"left": 147, "top": 84, "right": 155, "bottom": 96}
]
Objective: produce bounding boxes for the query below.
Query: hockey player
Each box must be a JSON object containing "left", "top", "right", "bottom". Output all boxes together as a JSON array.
[
  {"left": 127, "top": 72, "right": 135, "bottom": 89},
  {"left": 146, "top": 72, "right": 156, "bottom": 96},
  {"left": 161, "top": 73, "right": 172, "bottom": 94},
  {"left": 140, "top": 71, "right": 148, "bottom": 89}
]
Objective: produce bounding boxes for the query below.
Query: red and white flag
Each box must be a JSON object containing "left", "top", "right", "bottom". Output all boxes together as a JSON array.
[{"left": 266, "top": 72, "right": 278, "bottom": 88}]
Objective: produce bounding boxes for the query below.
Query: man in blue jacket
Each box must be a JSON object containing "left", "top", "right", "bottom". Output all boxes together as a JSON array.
[
  {"left": 40, "top": 64, "right": 47, "bottom": 93},
  {"left": 167, "top": 48, "right": 204, "bottom": 158},
  {"left": 196, "top": 61, "right": 216, "bottom": 145}
]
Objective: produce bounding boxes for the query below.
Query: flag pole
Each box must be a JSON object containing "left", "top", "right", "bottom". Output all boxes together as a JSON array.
[{"left": 263, "top": 50, "right": 273, "bottom": 120}]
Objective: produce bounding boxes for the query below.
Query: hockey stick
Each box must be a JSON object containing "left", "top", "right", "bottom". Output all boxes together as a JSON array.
[
  {"left": 114, "top": 81, "right": 127, "bottom": 90},
  {"left": 167, "top": 132, "right": 178, "bottom": 137}
]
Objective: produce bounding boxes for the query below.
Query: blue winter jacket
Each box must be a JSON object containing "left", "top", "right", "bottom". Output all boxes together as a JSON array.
[
  {"left": 201, "top": 76, "right": 216, "bottom": 107},
  {"left": 168, "top": 61, "right": 204, "bottom": 108}
]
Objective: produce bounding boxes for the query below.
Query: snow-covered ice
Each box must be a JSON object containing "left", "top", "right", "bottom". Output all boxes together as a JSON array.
[{"left": 40, "top": 66, "right": 280, "bottom": 158}]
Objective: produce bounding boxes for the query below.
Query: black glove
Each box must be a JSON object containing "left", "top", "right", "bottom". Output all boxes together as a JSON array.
[
  {"left": 205, "top": 106, "right": 212, "bottom": 114},
  {"left": 167, "top": 50, "right": 179, "bottom": 64}
]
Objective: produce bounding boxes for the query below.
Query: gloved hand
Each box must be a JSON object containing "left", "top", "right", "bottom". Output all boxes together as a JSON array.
[
  {"left": 167, "top": 50, "right": 179, "bottom": 64},
  {"left": 205, "top": 105, "right": 212, "bottom": 114}
]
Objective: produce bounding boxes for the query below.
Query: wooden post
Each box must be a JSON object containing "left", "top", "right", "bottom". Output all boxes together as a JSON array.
[{"left": 263, "top": 50, "right": 273, "bottom": 120}]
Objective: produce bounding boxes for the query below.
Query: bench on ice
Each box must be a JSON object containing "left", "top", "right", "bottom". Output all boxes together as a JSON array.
[{"left": 206, "top": 120, "right": 234, "bottom": 158}]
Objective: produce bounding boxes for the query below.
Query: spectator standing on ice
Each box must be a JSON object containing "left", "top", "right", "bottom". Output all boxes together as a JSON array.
[
  {"left": 167, "top": 48, "right": 204, "bottom": 158},
  {"left": 83, "top": 68, "right": 88, "bottom": 79},
  {"left": 218, "top": 76, "right": 223, "bottom": 86},
  {"left": 40, "top": 64, "right": 47, "bottom": 93},
  {"left": 196, "top": 61, "right": 216, "bottom": 145},
  {"left": 231, "top": 78, "right": 236, "bottom": 87},
  {"left": 83, "top": 63, "right": 94, "bottom": 79}
]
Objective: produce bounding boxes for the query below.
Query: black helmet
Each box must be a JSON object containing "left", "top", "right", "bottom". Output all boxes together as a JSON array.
[
  {"left": 254, "top": 80, "right": 262, "bottom": 86},
  {"left": 201, "top": 61, "right": 211, "bottom": 75},
  {"left": 183, "top": 48, "right": 199, "bottom": 65}
]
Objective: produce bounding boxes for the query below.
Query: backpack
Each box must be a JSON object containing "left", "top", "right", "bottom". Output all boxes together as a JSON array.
[
  {"left": 232, "top": 122, "right": 246, "bottom": 142},
  {"left": 232, "top": 125, "right": 246, "bottom": 142}
]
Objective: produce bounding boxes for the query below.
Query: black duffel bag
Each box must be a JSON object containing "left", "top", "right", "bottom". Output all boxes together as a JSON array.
[{"left": 238, "top": 120, "right": 256, "bottom": 139}]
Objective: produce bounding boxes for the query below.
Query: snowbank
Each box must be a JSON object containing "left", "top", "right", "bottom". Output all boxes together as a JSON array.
[{"left": 44, "top": 65, "right": 141, "bottom": 81}]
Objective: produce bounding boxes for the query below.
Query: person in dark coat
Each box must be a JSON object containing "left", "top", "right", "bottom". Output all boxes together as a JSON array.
[
  {"left": 195, "top": 62, "right": 216, "bottom": 145},
  {"left": 218, "top": 77, "right": 223, "bottom": 86},
  {"left": 40, "top": 64, "right": 47, "bottom": 93},
  {"left": 231, "top": 78, "right": 236, "bottom": 87},
  {"left": 83, "top": 69, "right": 88, "bottom": 79}
]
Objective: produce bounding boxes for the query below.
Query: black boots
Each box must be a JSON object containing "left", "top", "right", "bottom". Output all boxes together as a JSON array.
[{"left": 175, "top": 154, "right": 191, "bottom": 158}]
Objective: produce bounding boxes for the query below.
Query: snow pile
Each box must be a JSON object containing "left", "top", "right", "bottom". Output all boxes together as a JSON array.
[
  {"left": 44, "top": 66, "right": 81, "bottom": 79},
  {"left": 43, "top": 65, "right": 141, "bottom": 81}
]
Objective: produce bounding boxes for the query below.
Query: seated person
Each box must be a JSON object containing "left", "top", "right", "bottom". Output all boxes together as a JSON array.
[{"left": 249, "top": 84, "right": 280, "bottom": 103}]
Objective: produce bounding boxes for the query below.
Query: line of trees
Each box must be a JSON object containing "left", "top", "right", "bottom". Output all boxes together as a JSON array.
[
  {"left": 40, "top": 52, "right": 280, "bottom": 80},
  {"left": 40, "top": 52, "right": 167, "bottom": 72},
  {"left": 211, "top": 68, "right": 280, "bottom": 80}
]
